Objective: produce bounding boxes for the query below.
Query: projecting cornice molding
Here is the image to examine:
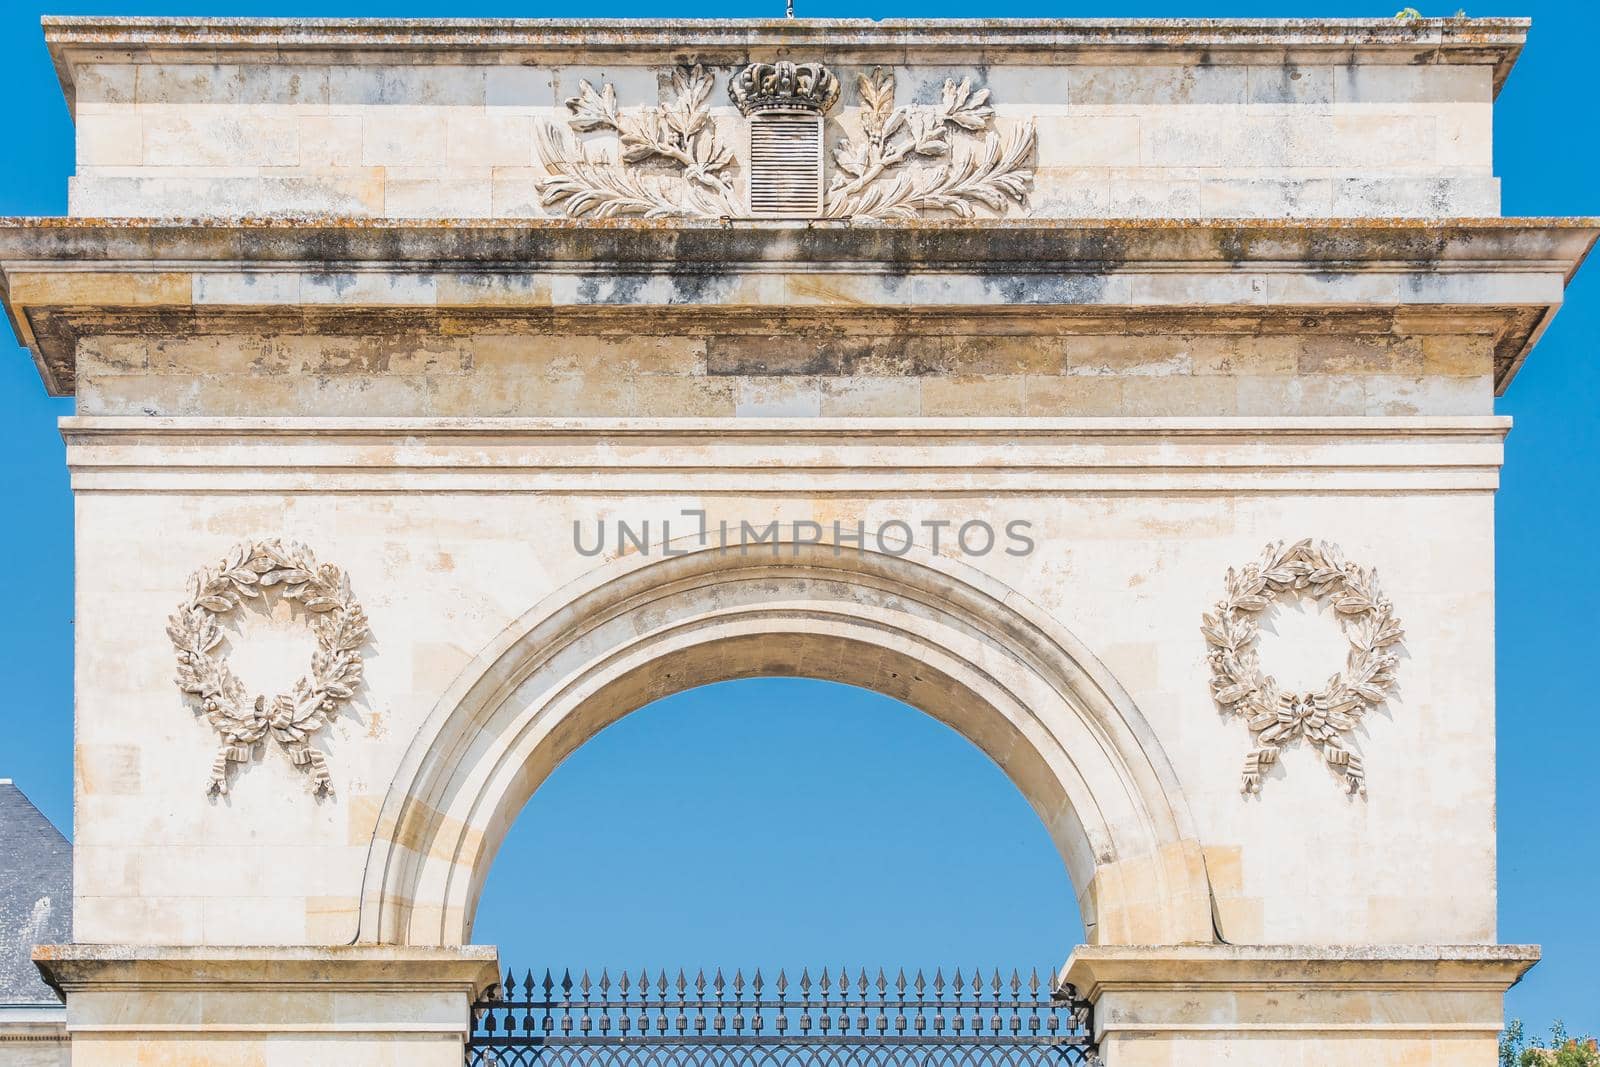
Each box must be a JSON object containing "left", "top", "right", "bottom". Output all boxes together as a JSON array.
[
  {"left": 0, "top": 218, "right": 1593, "bottom": 397},
  {"left": 60, "top": 416, "right": 1511, "bottom": 496},
  {"left": 39, "top": 17, "right": 1532, "bottom": 109},
  {"left": 0, "top": 216, "right": 1590, "bottom": 268}
]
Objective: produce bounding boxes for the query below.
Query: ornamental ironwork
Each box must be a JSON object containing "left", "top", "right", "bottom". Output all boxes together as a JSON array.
[{"left": 468, "top": 964, "right": 1096, "bottom": 1066}]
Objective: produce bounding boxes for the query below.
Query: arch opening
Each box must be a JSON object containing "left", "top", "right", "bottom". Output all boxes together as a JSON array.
[
  {"left": 358, "top": 538, "right": 1214, "bottom": 949},
  {"left": 473, "top": 676, "right": 1086, "bottom": 969}
]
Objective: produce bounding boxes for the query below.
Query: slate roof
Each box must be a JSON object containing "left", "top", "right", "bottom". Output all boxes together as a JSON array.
[{"left": 0, "top": 780, "right": 70, "bottom": 1006}]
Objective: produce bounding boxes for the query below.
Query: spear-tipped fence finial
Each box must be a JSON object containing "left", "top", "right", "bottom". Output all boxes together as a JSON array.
[{"left": 465, "top": 962, "right": 1096, "bottom": 1064}]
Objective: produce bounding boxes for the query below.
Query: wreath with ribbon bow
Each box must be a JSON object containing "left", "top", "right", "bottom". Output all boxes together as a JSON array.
[
  {"left": 167, "top": 539, "right": 367, "bottom": 796},
  {"left": 1202, "top": 540, "right": 1404, "bottom": 796}
]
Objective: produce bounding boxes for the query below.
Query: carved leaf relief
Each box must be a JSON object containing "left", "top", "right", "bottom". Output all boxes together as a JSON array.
[
  {"left": 536, "top": 65, "right": 740, "bottom": 219},
  {"left": 168, "top": 539, "right": 369, "bottom": 797},
  {"left": 1201, "top": 539, "right": 1405, "bottom": 797},
  {"left": 825, "top": 69, "right": 1035, "bottom": 220},
  {"left": 534, "top": 63, "right": 1035, "bottom": 220}
]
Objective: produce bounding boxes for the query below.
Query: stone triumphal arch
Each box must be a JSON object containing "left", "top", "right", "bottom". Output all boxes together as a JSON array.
[
  {"left": 362, "top": 540, "right": 1212, "bottom": 951},
  {"left": 1, "top": 13, "right": 1593, "bottom": 1067}
]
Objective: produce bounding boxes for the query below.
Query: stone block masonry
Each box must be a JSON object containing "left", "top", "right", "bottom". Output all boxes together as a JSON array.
[
  {"left": 48, "top": 17, "right": 1513, "bottom": 220},
  {"left": 1, "top": 15, "right": 1594, "bottom": 1067}
]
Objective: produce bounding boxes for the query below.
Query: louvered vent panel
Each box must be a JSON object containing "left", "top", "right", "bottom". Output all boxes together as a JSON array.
[{"left": 747, "top": 112, "right": 824, "bottom": 218}]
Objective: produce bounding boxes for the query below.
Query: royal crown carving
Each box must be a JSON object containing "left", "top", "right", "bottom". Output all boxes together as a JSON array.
[
  {"left": 728, "top": 61, "right": 842, "bottom": 116},
  {"left": 534, "top": 62, "right": 1034, "bottom": 221}
]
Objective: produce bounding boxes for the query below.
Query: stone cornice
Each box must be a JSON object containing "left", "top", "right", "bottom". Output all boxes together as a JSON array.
[
  {"left": 1, "top": 218, "right": 1592, "bottom": 398},
  {"left": 1066, "top": 942, "right": 1541, "bottom": 989},
  {"left": 59, "top": 416, "right": 1510, "bottom": 496},
  {"left": 1061, "top": 944, "right": 1541, "bottom": 1039},
  {"left": 41, "top": 17, "right": 1530, "bottom": 104},
  {"left": 58, "top": 414, "right": 1515, "bottom": 436},
  {"left": 33, "top": 944, "right": 501, "bottom": 997},
  {"left": 3, "top": 217, "right": 1592, "bottom": 270}
]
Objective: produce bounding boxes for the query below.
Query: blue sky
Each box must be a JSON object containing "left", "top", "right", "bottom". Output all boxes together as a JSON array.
[{"left": 1, "top": 0, "right": 1595, "bottom": 1037}]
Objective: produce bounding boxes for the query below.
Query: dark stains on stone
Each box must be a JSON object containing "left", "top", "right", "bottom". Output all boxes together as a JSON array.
[
  {"left": 706, "top": 332, "right": 970, "bottom": 377},
  {"left": 1215, "top": 228, "right": 1251, "bottom": 266},
  {"left": 1254, "top": 62, "right": 1303, "bottom": 105},
  {"left": 708, "top": 334, "right": 845, "bottom": 376},
  {"left": 667, "top": 269, "right": 735, "bottom": 305},
  {"left": 981, "top": 272, "right": 1109, "bottom": 305},
  {"left": 576, "top": 273, "right": 648, "bottom": 305}
]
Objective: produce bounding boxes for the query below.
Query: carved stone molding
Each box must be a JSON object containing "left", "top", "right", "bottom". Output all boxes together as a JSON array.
[
  {"left": 532, "top": 62, "right": 1033, "bottom": 220},
  {"left": 167, "top": 539, "right": 368, "bottom": 796},
  {"left": 728, "top": 61, "right": 841, "bottom": 116},
  {"left": 1201, "top": 540, "right": 1404, "bottom": 796}
]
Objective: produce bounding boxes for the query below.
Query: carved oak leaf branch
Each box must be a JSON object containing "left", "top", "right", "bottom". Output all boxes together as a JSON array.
[
  {"left": 537, "top": 65, "right": 739, "bottom": 220},
  {"left": 826, "top": 69, "right": 1029, "bottom": 219}
]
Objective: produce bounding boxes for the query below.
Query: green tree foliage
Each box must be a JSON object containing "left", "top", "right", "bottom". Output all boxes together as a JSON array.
[{"left": 1503, "top": 1021, "right": 1600, "bottom": 1067}]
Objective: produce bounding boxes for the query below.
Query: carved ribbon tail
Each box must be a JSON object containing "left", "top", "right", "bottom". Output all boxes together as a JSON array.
[
  {"left": 283, "top": 740, "right": 334, "bottom": 797},
  {"left": 1241, "top": 747, "right": 1279, "bottom": 794},
  {"left": 207, "top": 743, "right": 234, "bottom": 796},
  {"left": 1323, "top": 738, "right": 1366, "bottom": 796}
]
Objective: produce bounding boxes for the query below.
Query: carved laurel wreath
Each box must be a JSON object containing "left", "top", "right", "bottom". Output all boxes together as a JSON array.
[
  {"left": 167, "top": 540, "right": 368, "bottom": 797},
  {"left": 535, "top": 64, "right": 1034, "bottom": 221},
  {"left": 1201, "top": 540, "right": 1404, "bottom": 796}
]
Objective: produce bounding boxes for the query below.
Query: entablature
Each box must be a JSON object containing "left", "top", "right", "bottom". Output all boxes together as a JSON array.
[{"left": 1, "top": 217, "right": 1593, "bottom": 400}]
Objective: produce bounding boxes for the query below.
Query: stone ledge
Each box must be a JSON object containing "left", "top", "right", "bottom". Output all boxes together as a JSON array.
[
  {"left": 1062, "top": 944, "right": 1539, "bottom": 1056},
  {"left": 32, "top": 943, "right": 501, "bottom": 996},
  {"left": 2, "top": 219, "right": 1591, "bottom": 398},
  {"left": 56, "top": 413, "right": 1517, "bottom": 435},
  {"left": 1064, "top": 943, "right": 1541, "bottom": 997},
  {"left": 40, "top": 17, "right": 1531, "bottom": 109},
  {"left": 2, "top": 216, "right": 1593, "bottom": 268},
  {"left": 58, "top": 415, "right": 1510, "bottom": 495}
]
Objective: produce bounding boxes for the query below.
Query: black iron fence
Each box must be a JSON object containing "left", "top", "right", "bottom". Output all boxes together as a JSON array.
[{"left": 468, "top": 965, "right": 1097, "bottom": 1066}]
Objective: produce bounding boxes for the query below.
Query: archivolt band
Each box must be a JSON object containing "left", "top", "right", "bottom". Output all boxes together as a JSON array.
[{"left": 468, "top": 965, "right": 1097, "bottom": 1065}]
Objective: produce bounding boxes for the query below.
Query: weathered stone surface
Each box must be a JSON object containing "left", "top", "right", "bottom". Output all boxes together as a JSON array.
[
  {"left": 31, "top": 945, "right": 498, "bottom": 1067},
  {"left": 1, "top": 15, "right": 1594, "bottom": 1067},
  {"left": 59, "top": 326, "right": 1510, "bottom": 418},
  {"left": 1, "top": 219, "right": 1592, "bottom": 399},
  {"left": 1064, "top": 944, "right": 1541, "bottom": 1066},
  {"left": 46, "top": 17, "right": 1518, "bottom": 220}
]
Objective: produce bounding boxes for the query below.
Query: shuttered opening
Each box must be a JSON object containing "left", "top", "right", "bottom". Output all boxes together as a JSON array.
[{"left": 746, "top": 112, "right": 824, "bottom": 218}]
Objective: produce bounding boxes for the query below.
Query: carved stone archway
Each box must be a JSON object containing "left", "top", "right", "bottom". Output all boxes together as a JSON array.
[
  {"left": 357, "top": 534, "right": 1215, "bottom": 950},
  {"left": 12, "top": 15, "right": 1584, "bottom": 1065}
]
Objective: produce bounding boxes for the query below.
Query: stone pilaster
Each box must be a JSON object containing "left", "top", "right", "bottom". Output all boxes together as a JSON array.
[
  {"left": 33, "top": 945, "right": 499, "bottom": 1067},
  {"left": 1063, "top": 944, "right": 1539, "bottom": 1066}
]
